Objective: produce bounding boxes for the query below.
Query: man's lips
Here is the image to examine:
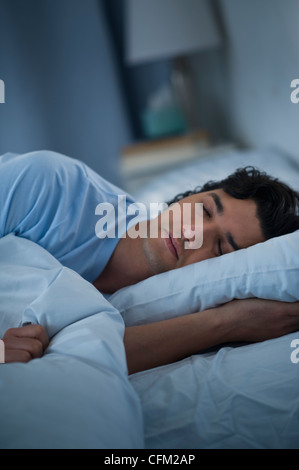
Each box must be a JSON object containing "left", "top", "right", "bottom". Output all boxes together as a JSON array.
[{"left": 165, "top": 233, "right": 179, "bottom": 260}]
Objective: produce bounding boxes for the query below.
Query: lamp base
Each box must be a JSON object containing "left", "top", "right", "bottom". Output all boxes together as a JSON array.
[{"left": 171, "top": 56, "right": 199, "bottom": 132}]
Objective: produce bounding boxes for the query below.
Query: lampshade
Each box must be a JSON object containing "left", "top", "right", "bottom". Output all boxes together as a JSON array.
[{"left": 125, "top": 0, "right": 221, "bottom": 65}]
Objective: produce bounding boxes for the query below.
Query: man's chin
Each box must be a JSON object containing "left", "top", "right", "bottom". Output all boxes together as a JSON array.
[{"left": 141, "top": 236, "right": 174, "bottom": 277}]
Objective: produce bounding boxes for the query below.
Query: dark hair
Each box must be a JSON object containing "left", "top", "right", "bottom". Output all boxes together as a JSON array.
[{"left": 167, "top": 166, "right": 299, "bottom": 240}]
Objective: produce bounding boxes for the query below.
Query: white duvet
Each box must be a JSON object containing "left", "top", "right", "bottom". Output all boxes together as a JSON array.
[{"left": 0, "top": 234, "right": 143, "bottom": 449}]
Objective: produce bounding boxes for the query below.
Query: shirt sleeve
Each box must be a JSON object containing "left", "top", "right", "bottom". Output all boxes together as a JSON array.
[
  {"left": 0, "top": 150, "right": 134, "bottom": 281},
  {"left": 0, "top": 150, "right": 83, "bottom": 239}
]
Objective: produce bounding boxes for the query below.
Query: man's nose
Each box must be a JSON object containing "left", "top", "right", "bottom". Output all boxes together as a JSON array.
[
  {"left": 182, "top": 225, "right": 195, "bottom": 240},
  {"left": 183, "top": 212, "right": 218, "bottom": 249}
]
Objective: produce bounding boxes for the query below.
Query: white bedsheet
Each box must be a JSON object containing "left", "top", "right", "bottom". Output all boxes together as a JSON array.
[{"left": 130, "top": 336, "right": 299, "bottom": 449}]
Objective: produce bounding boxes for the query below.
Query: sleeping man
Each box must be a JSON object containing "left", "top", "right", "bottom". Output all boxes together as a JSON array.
[{"left": 1, "top": 150, "right": 299, "bottom": 373}]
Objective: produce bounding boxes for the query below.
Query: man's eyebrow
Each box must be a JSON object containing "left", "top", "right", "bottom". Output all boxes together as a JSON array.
[
  {"left": 210, "top": 192, "right": 224, "bottom": 214},
  {"left": 209, "top": 193, "right": 241, "bottom": 251}
]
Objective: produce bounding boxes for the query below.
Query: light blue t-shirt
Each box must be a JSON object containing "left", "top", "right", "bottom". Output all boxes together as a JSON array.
[{"left": 0, "top": 150, "right": 135, "bottom": 283}]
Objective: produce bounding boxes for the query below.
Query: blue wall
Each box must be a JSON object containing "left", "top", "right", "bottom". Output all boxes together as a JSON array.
[
  {"left": 218, "top": 0, "right": 299, "bottom": 161},
  {"left": 0, "top": 0, "right": 132, "bottom": 184},
  {"left": 2, "top": 0, "right": 298, "bottom": 181}
]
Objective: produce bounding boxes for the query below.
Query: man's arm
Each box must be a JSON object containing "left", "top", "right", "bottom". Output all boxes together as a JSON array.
[
  {"left": 3, "top": 299, "right": 299, "bottom": 372},
  {"left": 124, "top": 298, "right": 299, "bottom": 374}
]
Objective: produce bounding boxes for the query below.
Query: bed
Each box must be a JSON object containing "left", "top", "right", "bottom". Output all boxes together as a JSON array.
[
  {"left": 0, "top": 145, "right": 299, "bottom": 449},
  {"left": 118, "top": 144, "right": 299, "bottom": 449}
]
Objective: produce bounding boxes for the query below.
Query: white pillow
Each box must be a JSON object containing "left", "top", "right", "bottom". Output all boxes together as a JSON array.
[
  {"left": 109, "top": 230, "right": 299, "bottom": 326},
  {"left": 0, "top": 235, "right": 143, "bottom": 449}
]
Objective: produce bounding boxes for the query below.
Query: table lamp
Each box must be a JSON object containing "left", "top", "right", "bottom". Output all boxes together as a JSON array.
[{"left": 125, "top": 0, "right": 221, "bottom": 137}]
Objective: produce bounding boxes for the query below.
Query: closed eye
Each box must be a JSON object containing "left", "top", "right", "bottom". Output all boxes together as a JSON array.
[{"left": 203, "top": 205, "right": 211, "bottom": 218}]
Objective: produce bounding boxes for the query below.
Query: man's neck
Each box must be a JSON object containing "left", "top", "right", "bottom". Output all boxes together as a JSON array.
[{"left": 92, "top": 234, "right": 151, "bottom": 295}]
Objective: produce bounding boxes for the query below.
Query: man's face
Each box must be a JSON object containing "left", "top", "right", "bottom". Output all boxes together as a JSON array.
[{"left": 139, "top": 188, "right": 265, "bottom": 275}]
